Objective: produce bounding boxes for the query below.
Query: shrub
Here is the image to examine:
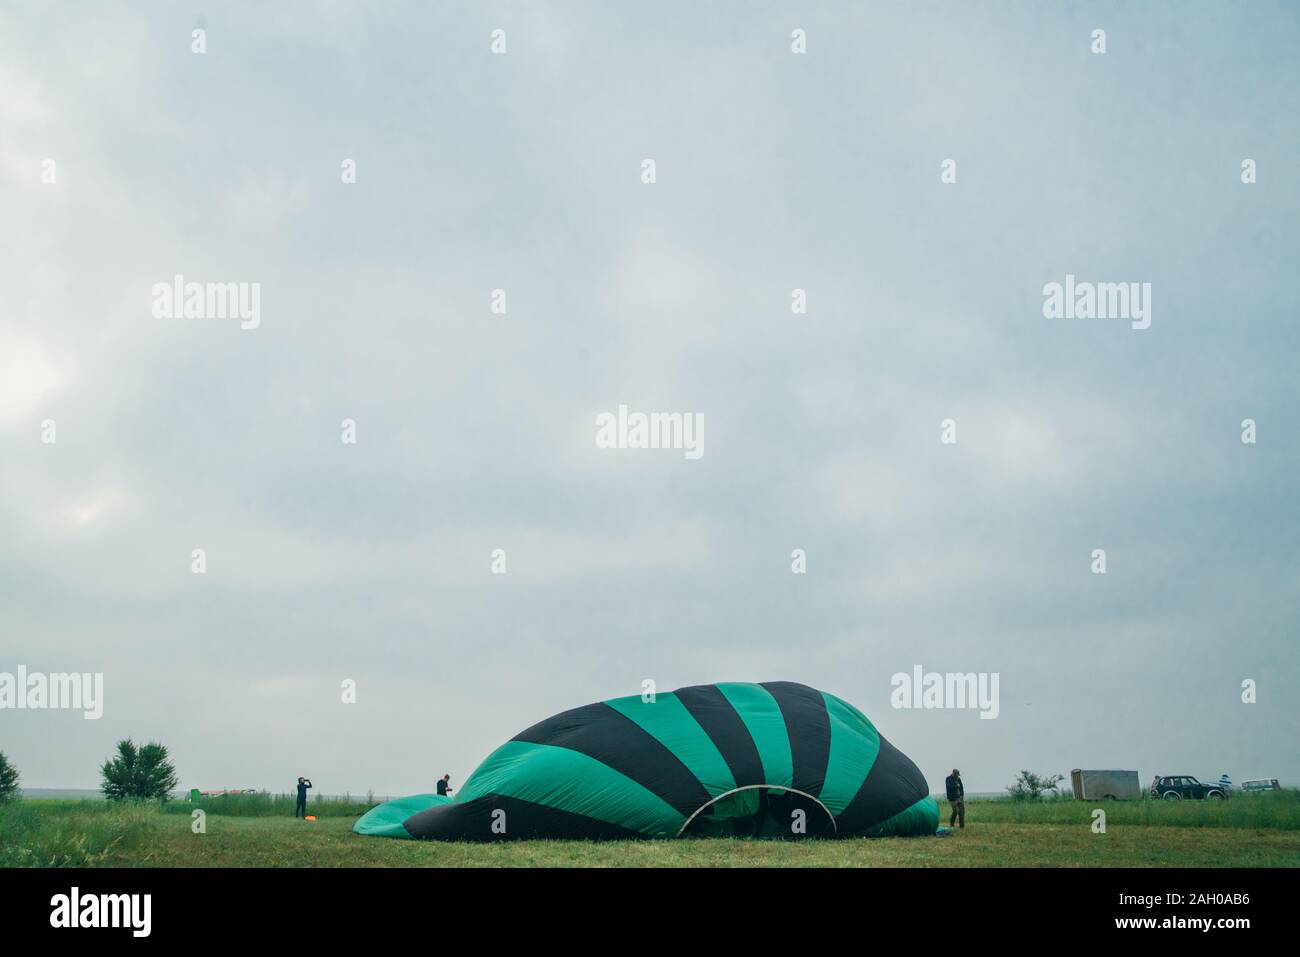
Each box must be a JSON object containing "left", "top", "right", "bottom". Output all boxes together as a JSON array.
[
  {"left": 0, "top": 751, "right": 19, "bottom": 803},
  {"left": 1007, "top": 770, "right": 1065, "bottom": 801},
  {"left": 100, "top": 740, "right": 179, "bottom": 801}
]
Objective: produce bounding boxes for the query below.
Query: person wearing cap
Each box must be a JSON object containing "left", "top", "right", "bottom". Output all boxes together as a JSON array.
[{"left": 945, "top": 768, "right": 965, "bottom": 828}]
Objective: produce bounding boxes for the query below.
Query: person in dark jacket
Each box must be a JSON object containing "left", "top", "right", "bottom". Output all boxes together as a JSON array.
[
  {"left": 295, "top": 776, "right": 313, "bottom": 818},
  {"left": 945, "top": 769, "right": 965, "bottom": 828},
  {"left": 436, "top": 773, "right": 453, "bottom": 797}
]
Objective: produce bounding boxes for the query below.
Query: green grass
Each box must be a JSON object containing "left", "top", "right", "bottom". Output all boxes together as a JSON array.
[
  {"left": 0, "top": 800, "right": 156, "bottom": 867},
  {"left": 962, "top": 791, "right": 1300, "bottom": 829},
  {"left": 3, "top": 794, "right": 1298, "bottom": 867}
]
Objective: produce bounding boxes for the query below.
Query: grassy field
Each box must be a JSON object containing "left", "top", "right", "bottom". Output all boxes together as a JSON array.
[{"left": 3, "top": 793, "right": 1298, "bottom": 868}]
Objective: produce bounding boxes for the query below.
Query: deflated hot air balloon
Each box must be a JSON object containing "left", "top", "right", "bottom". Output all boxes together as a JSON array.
[{"left": 354, "top": 681, "right": 937, "bottom": 841}]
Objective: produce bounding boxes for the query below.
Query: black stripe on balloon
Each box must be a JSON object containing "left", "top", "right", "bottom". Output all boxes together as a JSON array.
[
  {"left": 402, "top": 793, "right": 644, "bottom": 841},
  {"left": 759, "top": 681, "right": 831, "bottom": 796},
  {"left": 674, "top": 684, "right": 766, "bottom": 787},
  {"left": 834, "top": 731, "right": 929, "bottom": 834},
  {"left": 512, "top": 702, "right": 710, "bottom": 818}
]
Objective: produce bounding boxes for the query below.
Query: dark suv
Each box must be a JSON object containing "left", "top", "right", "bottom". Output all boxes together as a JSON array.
[{"left": 1150, "top": 775, "right": 1228, "bottom": 800}]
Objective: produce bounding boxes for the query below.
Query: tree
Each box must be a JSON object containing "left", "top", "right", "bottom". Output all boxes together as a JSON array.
[
  {"left": 100, "top": 739, "right": 178, "bottom": 801},
  {"left": 0, "top": 751, "right": 19, "bottom": 802},
  {"left": 1007, "top": 770, "right": 1064, "bottom": 801}
]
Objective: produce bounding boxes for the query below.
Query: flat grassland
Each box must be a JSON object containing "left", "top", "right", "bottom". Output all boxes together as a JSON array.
[{"left": 3, "top": 793, "right": 1298, "bottom": 868}]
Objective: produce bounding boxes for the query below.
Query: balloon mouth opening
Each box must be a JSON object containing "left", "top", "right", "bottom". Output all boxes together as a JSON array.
[{"left": 677, "top": 785, "right": 837, "bottom": 838}]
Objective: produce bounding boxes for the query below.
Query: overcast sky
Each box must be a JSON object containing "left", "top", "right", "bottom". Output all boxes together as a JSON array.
[{"left": 2, "top": 2, "right": 1297, "bottom": 797}]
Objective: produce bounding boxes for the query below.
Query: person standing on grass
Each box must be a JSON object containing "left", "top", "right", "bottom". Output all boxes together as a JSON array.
[
  {"left": 945, "top": 768, "right": 965, "bottom": 828},
  {"left": 295, "top": 776, "right": 313, "bottom": 818},
  {"left": 436, "top": 773, "right": 453, "bottom": 797}
]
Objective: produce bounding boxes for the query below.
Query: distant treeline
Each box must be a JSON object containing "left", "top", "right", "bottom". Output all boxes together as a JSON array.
[
  {"left": 164, "top": 791, "right": 380, "bottom": 817},
  {"left": 20, "top": 788, "right": 393, "bottom": 803}
]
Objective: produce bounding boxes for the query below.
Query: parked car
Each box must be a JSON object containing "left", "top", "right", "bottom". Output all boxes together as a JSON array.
[
  {"left": 1240, "top": 778, "right": 1281, "bottom": 793},
  {"left": 1149, "top": 775, "right": 1228, "bottom": 800}
]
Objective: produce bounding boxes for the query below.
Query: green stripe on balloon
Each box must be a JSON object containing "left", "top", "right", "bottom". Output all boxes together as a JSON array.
[
  {"left": 604, "top": 692, "right": 739, "bottom": 799},
  {"left": 820, "top": 693, "right": 882, "bottom": 815},
  {"left": 460, "top": 739, "right": 684, "bottom": 837},
  {"left": 715, "top": 682, "right": 793, "bottom": 788}
]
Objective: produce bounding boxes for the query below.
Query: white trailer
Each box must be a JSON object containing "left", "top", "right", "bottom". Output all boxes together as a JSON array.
[{"left": 1071, "top": 769, "right": 1141, "bottom": 800}]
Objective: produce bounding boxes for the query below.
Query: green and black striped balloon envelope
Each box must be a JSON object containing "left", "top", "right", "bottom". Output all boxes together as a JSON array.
[{"left": 354, "top": 681, "right": 938, "bottom": 841}]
